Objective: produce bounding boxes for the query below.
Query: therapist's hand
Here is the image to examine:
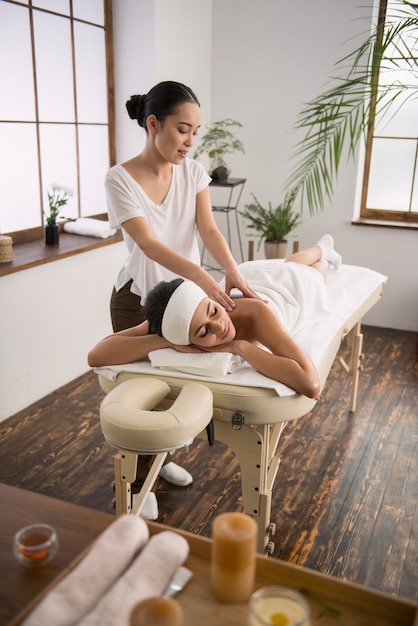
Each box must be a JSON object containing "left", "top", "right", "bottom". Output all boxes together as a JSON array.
[
  {"left": 224, "top": 268, "right": 266, "bottom": 303},
  {"left": 195, "top": 272, "right": 236, "bottom": 311},
  {"left": 194, "top": 266, "right": 264, "bottom": 311}
]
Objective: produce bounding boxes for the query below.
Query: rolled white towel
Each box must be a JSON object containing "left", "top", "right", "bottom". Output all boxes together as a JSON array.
[
  {"left": 149, "top": 348, "right": 244, "bottom": 377},
  {"left": 22, "top": 515, "right": 149, "bottom": 626},
  {"left": 63, "top": 218, "right": 117, "bottom": 238},
  {"left": 79, "top": 531, "right": 190, "bottom": 626}
]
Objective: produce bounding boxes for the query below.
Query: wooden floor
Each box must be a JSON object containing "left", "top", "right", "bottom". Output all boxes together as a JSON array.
[{"left": 1, "top": 326, "right": 417, "bottom": 604}]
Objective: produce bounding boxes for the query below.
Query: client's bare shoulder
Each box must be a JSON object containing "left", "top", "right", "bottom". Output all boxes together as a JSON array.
[
  {"left": 232, "top": 298, "right": 267, "bottom": 311},
  {"left": 230, "top": 298, "right": 270, "bottom": 340}
]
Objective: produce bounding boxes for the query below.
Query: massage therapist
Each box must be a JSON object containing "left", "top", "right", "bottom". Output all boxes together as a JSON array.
[
  {"left": 106, "top": 80, "right": 259, "bottom": 333},
  {"left": 104, "top": 80, "right": 259, "bottom": 516}
]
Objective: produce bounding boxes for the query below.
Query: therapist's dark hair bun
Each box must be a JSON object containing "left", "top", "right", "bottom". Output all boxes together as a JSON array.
[
  {"left": 126, "top": 81, "right": 200, "bottom": 131},
  {"left": 144, "top": 278, "right": 184, "bottom": 336},
  {"left": 126, "top": 94, "right": 146, "bottom": 124}
]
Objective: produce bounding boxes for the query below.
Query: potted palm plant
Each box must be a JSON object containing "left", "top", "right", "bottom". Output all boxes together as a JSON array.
[
  {"left": 240, "top": 190, "right": 301, "bottom": 258},
  {"left": 193, "top": 118, "right": 245, "bottom": 182},
  {"left": 283, "top": 0, "right": 418, "bottom": 217}
]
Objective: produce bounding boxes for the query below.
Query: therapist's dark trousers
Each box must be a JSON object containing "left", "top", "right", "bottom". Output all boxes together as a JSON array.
[{"left": 110, "top": 279, "right": 146, "bottom": 332}]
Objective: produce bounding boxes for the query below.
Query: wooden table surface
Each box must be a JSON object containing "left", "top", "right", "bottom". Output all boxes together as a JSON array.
[
  {"left": 0, "top": 483, "right": 114, "bottom": 625},
  {"left": 1, "top": 483, "right": 417, "bottom": 626}
]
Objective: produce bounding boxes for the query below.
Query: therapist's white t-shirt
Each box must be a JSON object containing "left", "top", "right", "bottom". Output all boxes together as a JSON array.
[{"left": 106, "top": 158, "right": 211, "bottom": 301}]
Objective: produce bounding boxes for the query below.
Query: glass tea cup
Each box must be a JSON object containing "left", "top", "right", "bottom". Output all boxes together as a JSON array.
[
  {"left": 13, "top": 523, "right": 59, "bottom": 568},
  {"left": 248, "top": 586, "right": 311, "bottom": 626}
]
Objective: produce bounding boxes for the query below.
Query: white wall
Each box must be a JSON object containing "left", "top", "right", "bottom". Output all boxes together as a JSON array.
[
  {"left": 113, "top": 0, "right": 213, "bottom": 161},
  {"left": 112, "top": 0, "right": 156, "bottom": 161},
  {"left": 155, "top": 0, "right": 212, "bottom": 129},
  {"left": 0, "top": 243, "right": 126, "bottom": 420},
  {"left": 1, "top": 0, "right": 416, "bottom": 421}
]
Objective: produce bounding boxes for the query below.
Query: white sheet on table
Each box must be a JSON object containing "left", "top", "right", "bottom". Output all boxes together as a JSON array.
[{"left": 95, "top": 263, "right": 387, "bottom": 397}]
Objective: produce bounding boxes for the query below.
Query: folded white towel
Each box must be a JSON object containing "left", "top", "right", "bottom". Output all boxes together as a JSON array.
[
  {"left": 79, "top": 531, "right": 190, "bottom": 626},
  {"left": 63, "top": 218, "right": 117, "bottom": 238},
  {"left": 22, "top": 515, "right": 149, "bottom": 626},
  {"left": 149, "top": 348, "right": 243, "bottom": 377}
]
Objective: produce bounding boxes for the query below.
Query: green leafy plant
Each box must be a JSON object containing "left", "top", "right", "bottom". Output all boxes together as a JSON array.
[
  {"left": 240, "top": 190, "right": 301, "bottom": 249},
  {"left": 193, "top": 118, "right": 245, "bottom": 179},
  {"left": 45, "top": 183, "right": 73, "bottom": 225},
  {"left": 284, "top": 0, "right": 418, "bottom": 216}
]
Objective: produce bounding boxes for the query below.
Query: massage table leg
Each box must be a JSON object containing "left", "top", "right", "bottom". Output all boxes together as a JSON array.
[
  {"left": 113, "top": 450, "right": 167, "bottom": 517},
  {"left": 214, "top": 420, "right": 287, "bottom": 554},
  {"left": 114, "top": 451, "right": 136, "bottom": 515},
  {"left": 339, "top": 321, "right": 364, "bottom": 413}
]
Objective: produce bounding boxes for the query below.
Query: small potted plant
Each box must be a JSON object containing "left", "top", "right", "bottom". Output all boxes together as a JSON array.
[
  {"left": 45, "top": 182, "right": 73, "bottom": 246},
  {"left": 240, "top": 190, "right": 301, "bottom": 258},
  {"left": 193, "top": 118, "right": 245, "bottom": 182}
]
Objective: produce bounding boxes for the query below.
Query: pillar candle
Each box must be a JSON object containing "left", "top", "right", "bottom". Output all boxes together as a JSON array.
[{"left": 210, "top": 512, "right": 257, "bottom": 604}]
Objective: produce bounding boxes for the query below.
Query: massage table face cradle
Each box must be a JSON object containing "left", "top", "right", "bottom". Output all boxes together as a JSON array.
[{"left": 99, "top": 279, "right": 383, "bottom": 555}]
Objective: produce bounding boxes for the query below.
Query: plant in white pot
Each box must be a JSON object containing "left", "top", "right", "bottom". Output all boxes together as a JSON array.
[
  {"left": 193, "top": 118, "right": 245, "bottom": 182},
  {"left": 240, "top": 191, "right": 301, "bottom": 259}
]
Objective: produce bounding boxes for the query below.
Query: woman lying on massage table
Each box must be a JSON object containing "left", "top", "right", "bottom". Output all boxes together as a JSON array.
[{"left": 88, "top": 235, "right": 342, "bottom": 399}]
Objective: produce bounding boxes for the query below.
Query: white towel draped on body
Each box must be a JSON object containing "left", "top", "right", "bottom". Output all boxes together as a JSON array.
[{"left": 224, "top": 260, "right": 333, "bottom": 335}]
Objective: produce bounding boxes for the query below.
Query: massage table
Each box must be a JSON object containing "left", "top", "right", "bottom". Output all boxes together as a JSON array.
[{"left": 96, "top": 262, "right": 387, "bottom": 554}]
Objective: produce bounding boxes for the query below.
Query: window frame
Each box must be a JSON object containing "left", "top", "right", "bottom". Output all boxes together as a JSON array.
[
  {"left": 358, "top": 0, "right": 418, "bottom": 226},
  {"left": 0, "top": 0, "right": 115, "bottom": 246}
]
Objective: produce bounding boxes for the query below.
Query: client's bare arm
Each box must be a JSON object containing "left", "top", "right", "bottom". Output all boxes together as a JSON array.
[
  {"left": 87, "top": 321, "right": 171, "bottom": 367},
  {"left": 234, "top": 338, "right": 320, "bottom": 398}
]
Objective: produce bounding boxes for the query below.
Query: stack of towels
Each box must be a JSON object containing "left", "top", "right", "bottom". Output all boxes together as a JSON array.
[{"left": 22, "top": 516, "right": 189, "bottom": 626}]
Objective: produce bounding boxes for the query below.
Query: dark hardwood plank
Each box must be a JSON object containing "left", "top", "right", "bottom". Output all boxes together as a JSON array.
[{"left": 0, "top": 326, "right": 417, "bottom": 604}]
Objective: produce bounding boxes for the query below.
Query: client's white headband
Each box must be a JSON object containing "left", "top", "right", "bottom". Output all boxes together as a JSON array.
[{"left": 161, "top": 281, "right": 207, "bottom": 345}]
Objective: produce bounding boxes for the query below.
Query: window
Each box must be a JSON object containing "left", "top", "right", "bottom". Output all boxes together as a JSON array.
[
  {"left": 360, "top": 0, "right": 418, "bottom": 224},
  {"left": 0, "top": 0, "right": 114, "bottom": 244}
]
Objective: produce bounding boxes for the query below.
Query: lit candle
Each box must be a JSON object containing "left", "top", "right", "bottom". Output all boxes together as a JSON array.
[
  {"left": 130, "top": 596, "right": 183, "bottom": 626},
  {"left": 210, "top": 512, "right": 257, "bottom": 604}
]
